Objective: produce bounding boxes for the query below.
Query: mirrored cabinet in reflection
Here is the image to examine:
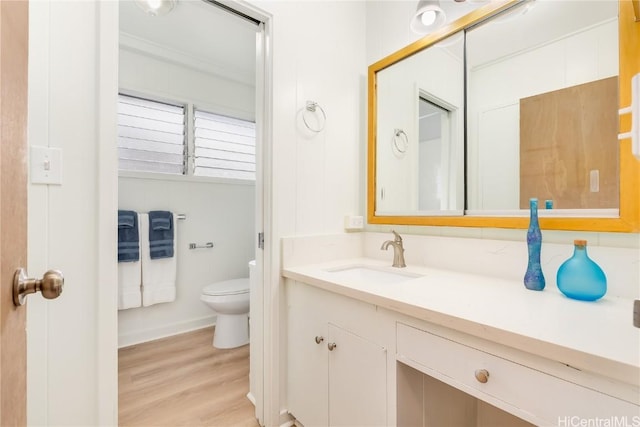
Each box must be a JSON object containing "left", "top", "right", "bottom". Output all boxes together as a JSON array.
[
  {"left": 368, "top": 0, "right": 640, "bottom": 232},
  {"left": 466, "top": 1, "right": 618, "bottom": 212}
]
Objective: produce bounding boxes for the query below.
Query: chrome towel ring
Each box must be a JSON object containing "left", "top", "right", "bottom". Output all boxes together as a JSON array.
[
  {"left": 302, "top": 100, "right": 326, "bottom": 133},
  {"left": 393, "top": 129, "right": 408, "bottom": 154}
]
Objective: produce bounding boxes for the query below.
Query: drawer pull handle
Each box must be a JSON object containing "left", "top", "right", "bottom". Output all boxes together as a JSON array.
[
  {"left": 474, "top": 369, "right": 489, "bottom": 383},
  {"left": 328, "top": 342, "right": 337, "bottom": 351},
  {"left": 315, "top": 336, "right": 324, "bottom": 344}
]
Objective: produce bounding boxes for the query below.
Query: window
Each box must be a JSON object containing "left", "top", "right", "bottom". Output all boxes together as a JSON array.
[
  {"left": 193, "top": 110, "right": 256, "bottom": 180},
  {"left": 117, "top": 94, "right": 256, "bottom": 181},
  {"left": 117, "top": 94, "right": 186, "bottom": 175}
]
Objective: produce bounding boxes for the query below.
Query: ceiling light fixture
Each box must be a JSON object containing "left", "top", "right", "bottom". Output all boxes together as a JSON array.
[
  {"left": 410, "top": 0, "right": 447, "bottom": 34},
  {"left": 134, "top": 0, "right": 177, "bottom": 17}
]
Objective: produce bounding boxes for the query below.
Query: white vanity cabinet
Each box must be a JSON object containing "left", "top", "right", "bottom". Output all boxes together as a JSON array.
[
  {"left": 286, "top": 281, "right": 388, "bottom": 427},
  {"left": 327, "top": 324, "right": 387, "bottom": 426},
  {"left": 283, "top": 255, "right": 640, "bottom": 427}
]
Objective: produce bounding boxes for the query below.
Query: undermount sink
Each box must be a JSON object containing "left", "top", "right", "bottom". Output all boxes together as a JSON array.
[{"left": 324, "top": 265, "right": 422, "bottom": 284}]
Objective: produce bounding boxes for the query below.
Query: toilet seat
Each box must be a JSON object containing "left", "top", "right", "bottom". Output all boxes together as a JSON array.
[{"left": 202, "top": 278, "right": 249, "bottom": 296}]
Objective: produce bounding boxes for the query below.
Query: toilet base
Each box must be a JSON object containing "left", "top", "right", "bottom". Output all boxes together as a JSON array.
[{"left": 213, "top": 313, "right": 249, "bottom": 349}]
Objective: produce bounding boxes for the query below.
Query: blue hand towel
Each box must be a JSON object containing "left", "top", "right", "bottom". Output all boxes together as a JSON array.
[
  {"left": 118, "top": 210, "right": 139, "bottom": 262},
  {"left": 148, "top": 211, "right": 174, "bottom": 259}
]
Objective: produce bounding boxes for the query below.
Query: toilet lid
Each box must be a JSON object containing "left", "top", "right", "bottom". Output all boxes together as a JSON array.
[{"left": 203, "top": 278, "right": 249, "bottom": 296}]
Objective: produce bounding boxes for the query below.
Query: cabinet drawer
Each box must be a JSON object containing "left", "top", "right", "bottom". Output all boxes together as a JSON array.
[{"left": 397, "top": 323, "right": 640, "bottom": 426}]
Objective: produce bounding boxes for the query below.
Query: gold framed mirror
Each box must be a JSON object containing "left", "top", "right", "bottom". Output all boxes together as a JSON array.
[{"left": 367, "top": 0, "right": 640, "bottom": 232}]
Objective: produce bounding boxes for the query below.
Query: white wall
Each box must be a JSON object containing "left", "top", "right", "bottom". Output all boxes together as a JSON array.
[
  {"left": 264, "top": 1, "right": 365, "bottom": 236},
  {"left": 245, "top": 1, "right": 367, "bottom": 424},
  {"left": 119, "top": 48, "right": 255, "bottom": 120},
  {"left": 117, "top": 177, "right": 255, "bottom": 346},
  {"left": 117, "top": 33, "right": 256, "bottom": 346},
  {"left": 366, "top": 0, "right": 435, "bottom": 65}
]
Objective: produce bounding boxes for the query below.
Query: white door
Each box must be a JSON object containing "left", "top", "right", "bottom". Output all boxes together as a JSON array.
[
  {"left": 286, "top": 282, "right": 329, "bottom": 426},
  {"left": 252, "top": 19, "right": 268, "bottom": 426}
]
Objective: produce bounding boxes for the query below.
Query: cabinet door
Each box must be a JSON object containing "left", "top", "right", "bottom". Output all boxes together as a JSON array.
[
  {"left": 328, "top": 323, "right": 387, "bottom": 427},
  {"left": 287, "top": 282, "right": 329, "bottom": 427}
]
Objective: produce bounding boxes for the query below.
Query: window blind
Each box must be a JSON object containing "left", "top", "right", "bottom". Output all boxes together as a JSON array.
[
  {"left": 193, "top": 110, "right": 256, "bottom": 180},
  {"left": 118, "top": 94, "right": 186, "bottom": 174}
]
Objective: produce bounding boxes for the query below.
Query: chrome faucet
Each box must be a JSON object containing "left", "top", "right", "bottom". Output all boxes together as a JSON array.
[{"left": 381, "top": 230, "right": 406, "bottom": 268}]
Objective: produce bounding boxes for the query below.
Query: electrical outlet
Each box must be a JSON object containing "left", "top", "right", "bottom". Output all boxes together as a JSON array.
[{"left": 344, "top": 215, "right": 364, "bottom": 231}]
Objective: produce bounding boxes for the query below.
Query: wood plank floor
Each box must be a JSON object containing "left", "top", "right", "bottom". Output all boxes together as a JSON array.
[{"left": 119, "top": 327, "right": 259, "bottom": 427}]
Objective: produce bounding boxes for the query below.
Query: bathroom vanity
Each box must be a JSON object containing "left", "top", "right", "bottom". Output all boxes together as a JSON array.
[{"left": 281, "top": 234, "right": 640, "bottom": 427}]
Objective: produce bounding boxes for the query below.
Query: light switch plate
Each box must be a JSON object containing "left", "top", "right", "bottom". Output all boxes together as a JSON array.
[
  {"left": 30, "top": 146, "right": 62, "bottom": 185},
  {"left": 589, "top": 169, "right": 599, "bottom": 192}
]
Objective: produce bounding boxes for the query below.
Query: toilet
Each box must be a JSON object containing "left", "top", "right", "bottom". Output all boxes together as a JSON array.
[{"left": 201, "top": 276, "right": 250, "bottom": 349}]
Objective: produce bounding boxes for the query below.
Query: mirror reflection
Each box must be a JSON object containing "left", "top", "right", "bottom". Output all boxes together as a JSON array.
[
  {"left": 376, "top": 33, "right": 464, "bottom": 215},
  {"left": 466, "top": 0, "right": 619, "bottom": 212},
  {"left": 374, "top": 0, "right": 619, "bottom": 218}
]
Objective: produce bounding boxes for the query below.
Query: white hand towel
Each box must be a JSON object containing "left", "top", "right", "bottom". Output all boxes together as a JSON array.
[
  {"left": 140, "top": 213, "right": 177, "bottom": 306},
  {"left": 118, "top": 261, "right": 141, "bottom": 309},
  {"left": 117, "top": 213, "right": 142, "bottom": 310}
]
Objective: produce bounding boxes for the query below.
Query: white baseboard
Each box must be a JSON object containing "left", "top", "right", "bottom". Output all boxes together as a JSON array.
[
  {"left": 246, "top": 392, "right": 256, "bottom": 406},
  {"left": 280, "top": 409, "right": 295, "bottom": 427},
  {"left": 118, "top": 315, "right": 216, "bottom": 348}
]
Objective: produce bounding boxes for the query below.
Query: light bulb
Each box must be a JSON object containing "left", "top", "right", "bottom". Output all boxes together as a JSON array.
[
  {"left": 420, "top": 10, "right": 437, "bottom": 26},
  {"left": 147, "top": 0, "right": 163, "bottom": 10},
  {"left": 134, "top": 0, "right": 176, "bottom": 16}
]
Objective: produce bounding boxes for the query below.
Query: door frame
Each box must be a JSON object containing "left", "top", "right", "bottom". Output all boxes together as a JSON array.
[
  {"left": 96, "top": 2, "right": 119, "bottom": 423},
  {"left": 94, "top": 1, "right": 276, "bottom": 425}
]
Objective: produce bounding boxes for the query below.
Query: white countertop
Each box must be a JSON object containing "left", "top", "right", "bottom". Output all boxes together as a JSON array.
[{"left": 283, "top": 257, "right": 640, "bottom": 386}]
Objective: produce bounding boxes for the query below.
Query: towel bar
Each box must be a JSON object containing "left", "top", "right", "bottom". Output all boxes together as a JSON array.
[{"left": 189, "top": 242, "right": 214, "bottom": 250}]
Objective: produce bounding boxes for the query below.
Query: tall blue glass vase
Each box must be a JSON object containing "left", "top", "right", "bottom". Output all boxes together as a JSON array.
[{"left": 524, "top": 198, "right": 545, "bottom": 291}]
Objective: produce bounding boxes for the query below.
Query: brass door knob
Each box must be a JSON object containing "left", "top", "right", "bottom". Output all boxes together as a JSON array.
[
  {"left": 13, "top": 268, "right": 64, "bottom": 306},
  {"left": 315, "top": 336, "right": 324, "bottom": 344},
  {"left": 327, "top": 342, "right": 337, "bottom": 351},
  {"left": 474, "top": 369, "right": 489, "bottom": 384}
]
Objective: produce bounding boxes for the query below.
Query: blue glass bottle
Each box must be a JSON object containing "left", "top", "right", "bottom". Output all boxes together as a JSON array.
[
  {"left": 524, "top": 198, "right": 545, "bottom": 291},
  {"left": 557, "top": 240, "right": 607, "bottom": 301}
]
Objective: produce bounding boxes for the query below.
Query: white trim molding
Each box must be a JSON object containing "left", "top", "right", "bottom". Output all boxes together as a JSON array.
[
  {"left": 119, "top": 32, "right": 255, "bottom": 86},
  {"left": 98, "top": 1, "right": 120, "bottom": 425}
]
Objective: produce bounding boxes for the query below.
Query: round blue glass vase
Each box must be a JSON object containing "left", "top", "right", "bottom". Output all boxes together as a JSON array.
[
  {"left": 556, "top": 240, "right": 607, "bottom": 301},
  {"left": 524, "top": 198, "right": 545, "bottom": 291}
]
